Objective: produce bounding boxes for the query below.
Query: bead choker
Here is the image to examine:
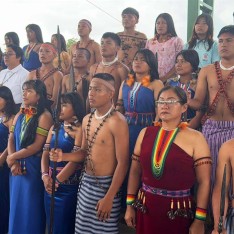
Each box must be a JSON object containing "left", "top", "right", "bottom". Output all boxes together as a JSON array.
[
  {"left": 94, "top": 105, "right": 114, "bottom": 120},
  {"left": 219, "top": 61, "right": 234, "bottom": 71},
  {"left": 101, "top": 57, "right": 118, "bottom": 67}
]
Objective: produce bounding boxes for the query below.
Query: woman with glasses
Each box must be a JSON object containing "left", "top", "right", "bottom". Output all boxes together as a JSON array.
[
  {"left": 0, "top": 45, "right": 29, "bottom": 112},
  {"left": 125, "top": 86, "right": 211, "bottom": 234},
  {"left": 1, "top": 32, "right": 20, "bottom": 70}
]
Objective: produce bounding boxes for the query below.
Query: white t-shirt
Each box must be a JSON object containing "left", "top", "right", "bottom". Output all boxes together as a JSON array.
[{"left": 0, "top": 64, "right": 29, "bottom": 104}]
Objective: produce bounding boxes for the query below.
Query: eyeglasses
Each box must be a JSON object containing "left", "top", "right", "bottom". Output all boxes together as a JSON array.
[
  {"left": 3, "top": 52, "right": 16, "bottom": 57},
  {"left": 156, "top": 100, "right": 183, "bottom": 106}
]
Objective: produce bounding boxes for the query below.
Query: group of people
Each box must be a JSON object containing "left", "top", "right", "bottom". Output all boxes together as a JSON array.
[{"left": 0, "top": 6, "right": 234, "bottom": 234}]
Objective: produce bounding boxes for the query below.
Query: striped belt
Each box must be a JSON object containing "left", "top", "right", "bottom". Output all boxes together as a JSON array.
[{"left": 142, "top": 183, "right": 191, "bottom": 198}]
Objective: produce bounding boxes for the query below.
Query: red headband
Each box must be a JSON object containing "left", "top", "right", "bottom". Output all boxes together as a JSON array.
[{"left": 41, "top": 44, "right": 57, "bottom": 55}]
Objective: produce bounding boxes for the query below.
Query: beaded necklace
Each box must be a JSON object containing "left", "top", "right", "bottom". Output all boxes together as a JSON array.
[
  {"left": 36, "top": 67, "right": 58, "bottom": 82},
  {"left": 85, "top": 108, "right": 115, "bottom": 190},
  {"left": 76, "top": 39, "right": 93, "bottom": 49},
  {"left": 24, "top": 43, "right": 37, "bottom": 61},
  {"left": 151, "top": 127, "right": 179, "bottom": 179},
  {"left": 201, "top": 61, "right": 234, "bottom": 124}
]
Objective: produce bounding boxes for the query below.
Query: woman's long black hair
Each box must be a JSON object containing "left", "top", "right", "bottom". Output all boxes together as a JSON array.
[
  {"left": 131, "top": 48, "right": 159, "bottom": 82},
  {"left": 0, "top": 86, "right": 15, "bottom": 121},
  {"left": 20, "top": 80, "right": 51, "bottom": 148},
  {"left": 60, "top": 92, "right": 85, "bottom": 123}
]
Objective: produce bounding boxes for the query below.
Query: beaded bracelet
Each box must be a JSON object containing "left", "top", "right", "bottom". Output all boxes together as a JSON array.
[
  {"left": 41, "top": 172, "right": 49, "bottom": 180},
  {"left": 72, "top": 145, "right": 81, "bottom": 152},
  {"left": 43, "top": 143, "right": 51, "bottom": 152},
  {"left": 56, "top": 177, "right": 62, "bottom": 185},
  {"left": 195, "top": 207, "right": 207, "bottom": 221},
  {"left": 126, "top": 194, "right": 136, "bottom": 206}
]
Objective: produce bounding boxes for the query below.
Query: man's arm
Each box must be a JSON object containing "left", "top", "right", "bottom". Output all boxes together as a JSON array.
[
  {"left": 212, "top": 140, "right": 232, "bottom": 233},
  {"left": 96, "top": 114, "right": 129, "bottom": 221},
  {"left": 188, "top": 67, "right": 208, "bottom": 110}
]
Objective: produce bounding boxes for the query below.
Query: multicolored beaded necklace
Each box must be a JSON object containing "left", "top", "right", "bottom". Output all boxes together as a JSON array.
[{"left": 151, "top": 122, "right": 188, "bottom": 179}]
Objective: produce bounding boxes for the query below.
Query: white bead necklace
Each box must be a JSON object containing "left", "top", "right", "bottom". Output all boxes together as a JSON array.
[
  {"left": 94, "top": 105, "right": 114, "bottom": 120},
  {"left": 219, "top": 61, "right": 234, "bottom": 71},
  {"left": 101, "top": 57, "right": 118, "bottom": 67}
]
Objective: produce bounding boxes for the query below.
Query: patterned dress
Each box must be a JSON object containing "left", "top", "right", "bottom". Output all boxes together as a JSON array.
[
  {"left": 0, "top": 122, "right": 10, "bottom": 234},
  {"left": 44, "top": 124, "right": 81, "bottom": 234}
]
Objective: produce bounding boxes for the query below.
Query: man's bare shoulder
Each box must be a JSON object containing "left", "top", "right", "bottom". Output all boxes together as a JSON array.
[
  {"left": 200, "top": 63, "right": 216, "bottom": 74},
  {"left": 91, "top": 40, "right": 100, "bottom": 48},
  {"left": 116, "top": 61, "right": 129, "bottom": 72},
  {"left": 82, "top": 114, "right": 91, "bottom": 127},
  {"left": 220, "top": 139, "right": 234, "bottom": 153},
  {"left": 109, "top": 111, "right": 127, "bottom": 126}
]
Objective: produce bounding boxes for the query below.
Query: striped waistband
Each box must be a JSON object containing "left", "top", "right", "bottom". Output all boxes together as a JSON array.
[{"left": 142, "top": 183, "right": 191, "bottom": 198}]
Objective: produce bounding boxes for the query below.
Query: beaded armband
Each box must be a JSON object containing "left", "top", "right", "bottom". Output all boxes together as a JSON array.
[
  {"left": 43, "top": 143, "right": 50, "bottom": 152},
  {"left": 37, "top": 127, "right": 49, "bottom": 137},
  {"left": 72, "top": 145, "right": 81, "bottom": 152},
  {"left": 126, "top": 194, "right": 136, "bottom": 206},
  {"left": 10, "top": 125, "right": 15, "bottom": 133},
  {"left": 131, "top": 153, "right": 140, "bottom": 163},
  {"left": 194, "top": 157, "right": 212, "bottom": 168},
  {"left": 195, "top": 207, "right": 207, "bottom": 221}
]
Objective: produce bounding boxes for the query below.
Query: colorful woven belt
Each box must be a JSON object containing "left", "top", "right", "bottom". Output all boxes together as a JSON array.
[{"left": 142, "top": 183, "right": 191, "bottom": 198}]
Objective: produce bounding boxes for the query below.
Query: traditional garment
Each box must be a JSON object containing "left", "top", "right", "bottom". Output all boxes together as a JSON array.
[
  {"left": 167, "top": 77, "right": 196, "bottom": 120},
  {"left": 202, "top": 120, "right": 234, "bottom": 191},
  {"left": 145, "top": 37, "right": 183, "bottom": 78},
  {"left": 0, "top": 122, "right": 10, "bottom": 234},
  {"left": 75, "top": 173, "right": 121, "bottom": 234},
  {"left": 136, "top": 126, "right": 196, "bottom": 234},
  {"left": 9, "top": 114, "right": 46, "bottom": 234},
  {"left": 225, "top": 207, "right": 234, "bottom": 234},
  {"left": 44, "top": 124, "right": 81, "bottom": 234},
  {"left": 202, "top": 62, "right": 234, "bottom": 191},
  {"left": 117, "top": 32, "right": 147, "bottom": 69},
  {"left": 23, "top": 45, "right": 41, "bottom": 71},
  {"left": 184, "top": 40, "right": 220, "bottom": 68},
  {"left": 122, "top": 81, "right": 155, "bottom": 157}
]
